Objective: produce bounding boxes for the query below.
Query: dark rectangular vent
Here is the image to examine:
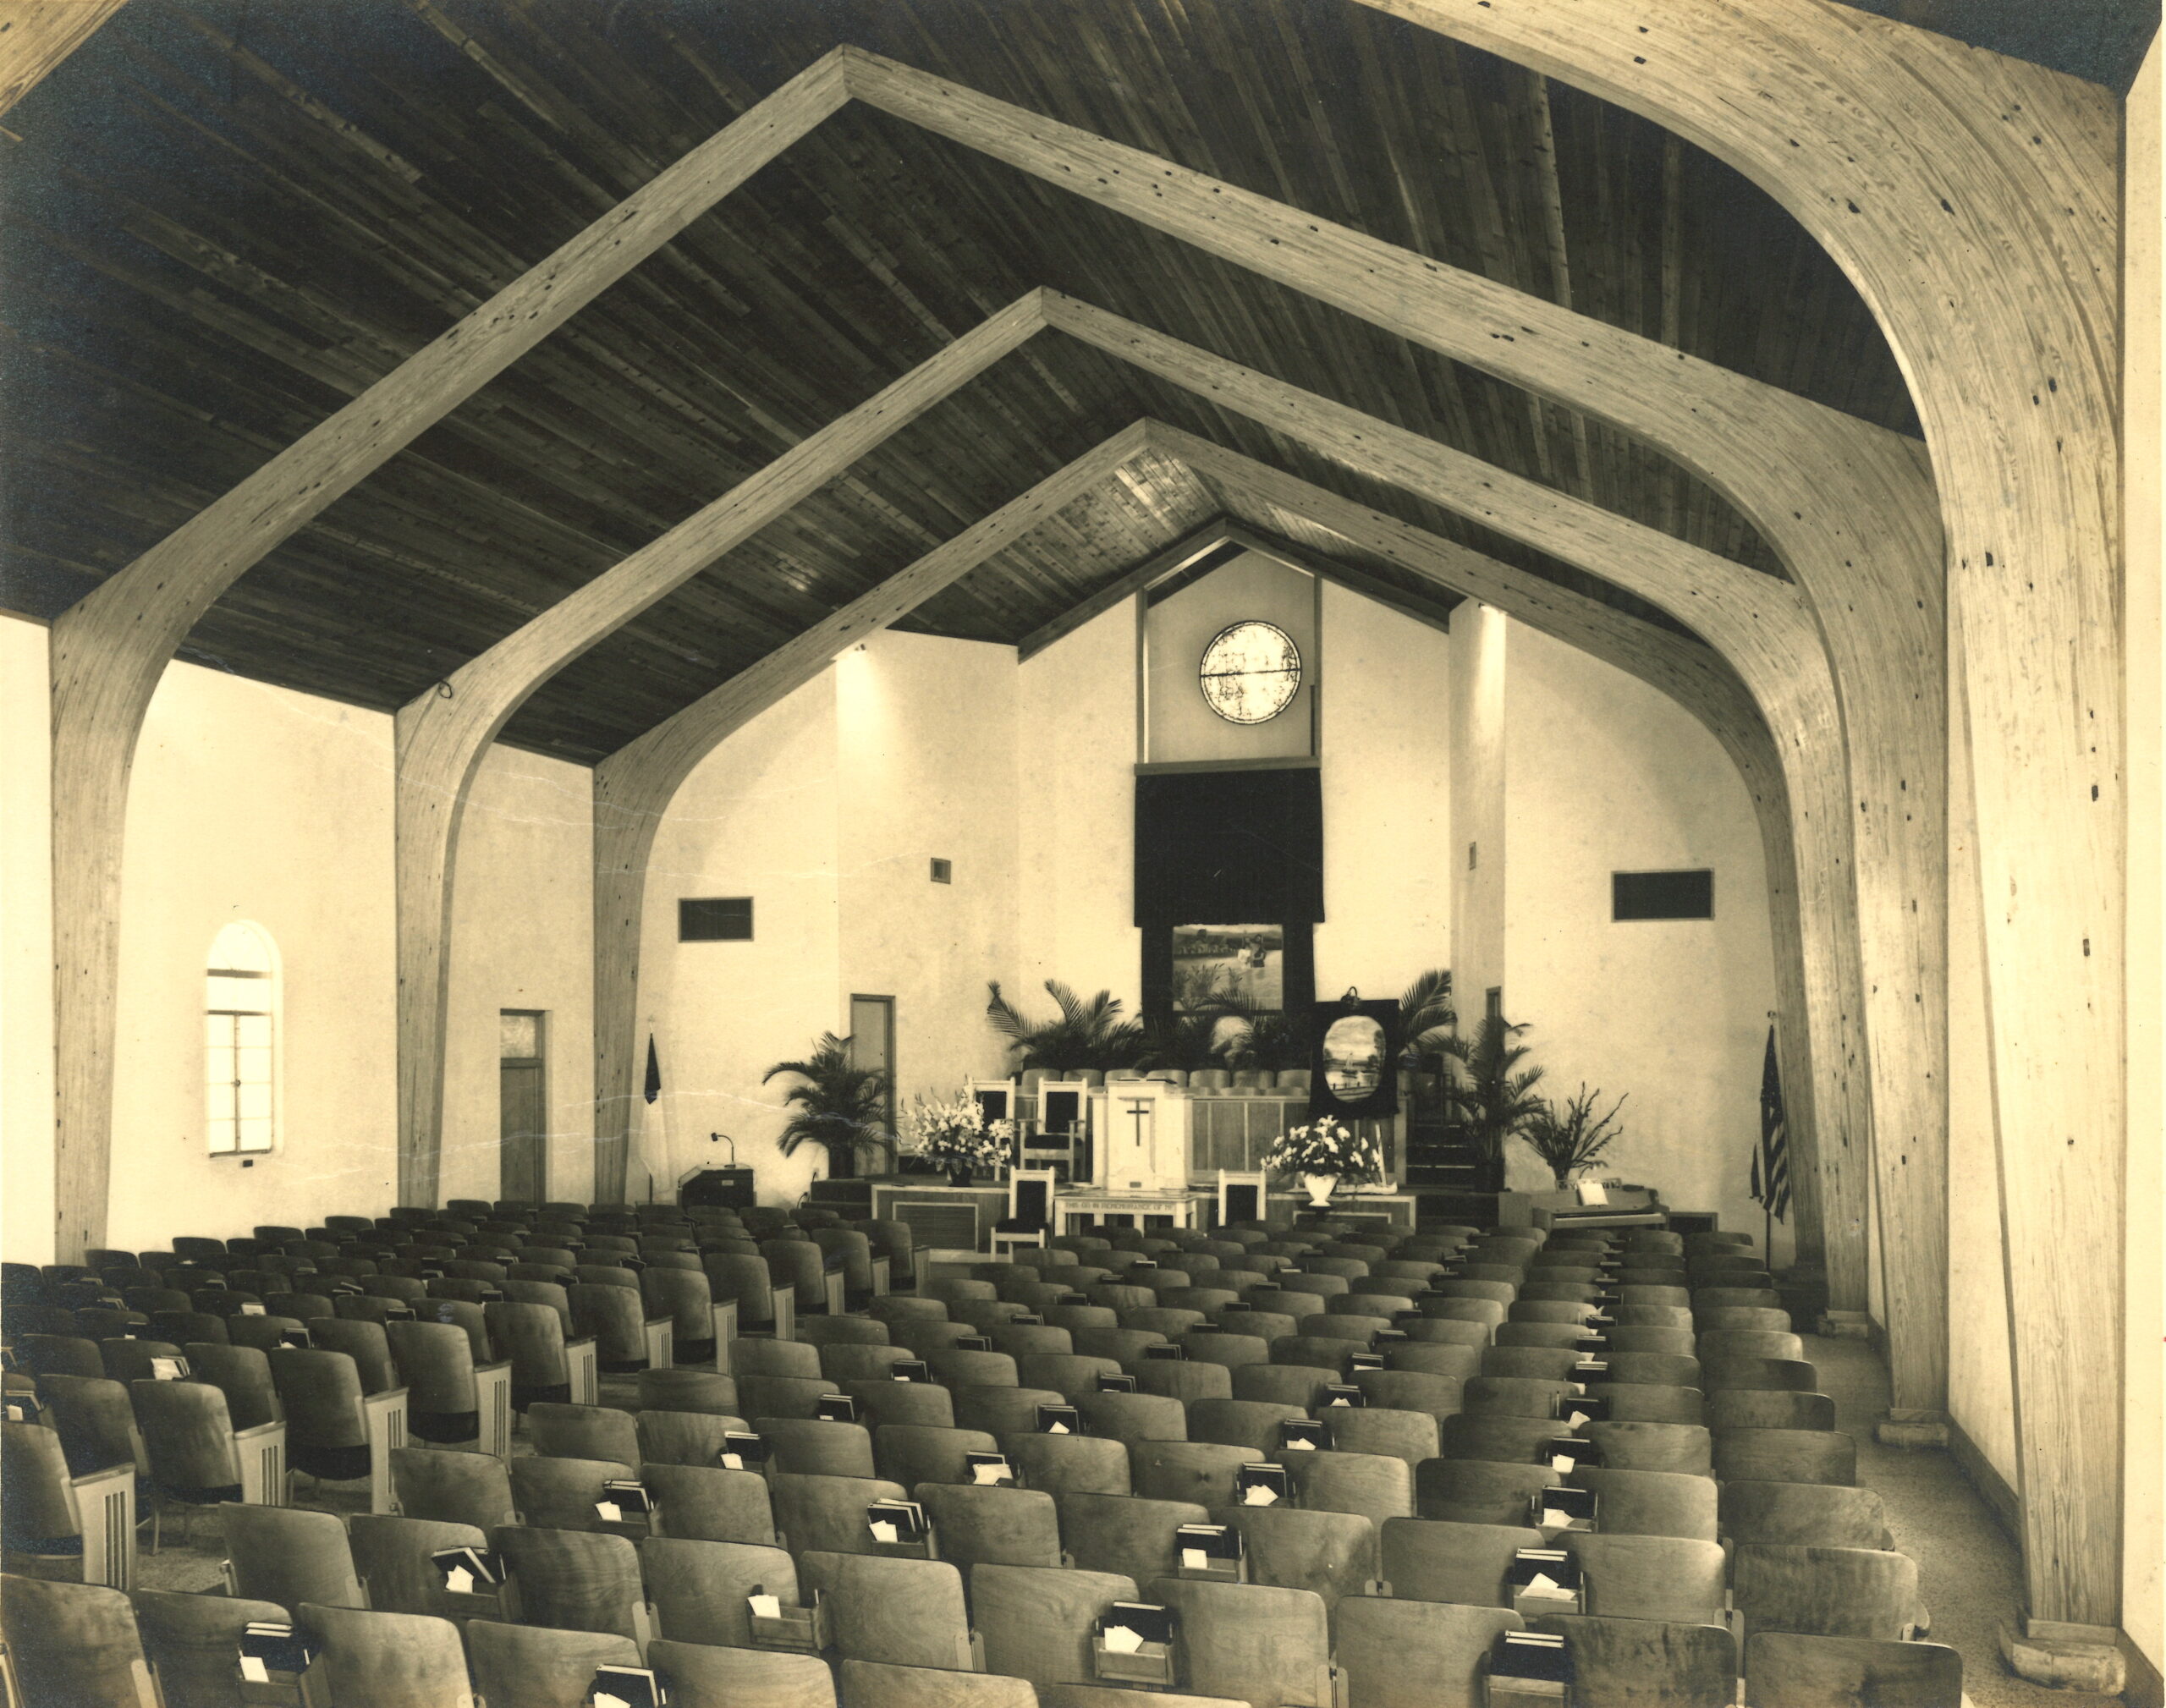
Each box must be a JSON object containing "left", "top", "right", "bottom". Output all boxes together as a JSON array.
[
  {"left": 1612, "top": 870, "right": 1714, "bottom": 921},
  {"left": 679, "top": 897, "right": 753, "bottom": 941},
  {"left": 930, "top": 859, "right": 953, "bottom": 884}
]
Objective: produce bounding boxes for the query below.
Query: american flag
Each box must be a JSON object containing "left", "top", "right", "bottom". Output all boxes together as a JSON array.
[{"left": 1751, "top": 1024, "right": 1792, "bottom": 1221}]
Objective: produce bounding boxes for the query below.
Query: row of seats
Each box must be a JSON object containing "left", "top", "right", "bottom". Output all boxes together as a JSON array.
[{"left": 4, "top": 1205, "right": 1958, "bottom": 1705}]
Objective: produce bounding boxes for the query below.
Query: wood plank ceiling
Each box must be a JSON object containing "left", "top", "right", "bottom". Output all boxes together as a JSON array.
[{"left": 1, "top": 0, "right": 1927, "bottom": 763}]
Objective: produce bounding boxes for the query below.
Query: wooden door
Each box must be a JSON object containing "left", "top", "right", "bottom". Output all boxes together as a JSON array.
[
  {"left": 846, "top": 996, "right": 895, "bottom": 1179},
  {"left": 500, "top": 1010, "right": 547, "bottom": 1202}
]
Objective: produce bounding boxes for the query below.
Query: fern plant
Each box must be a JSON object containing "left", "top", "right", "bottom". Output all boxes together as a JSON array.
[
  {"left": 1437, "top": 1013, "right": 1547, "bottom": 1165},
  {"left": 761, "top": 1033, "right": 896, "bottom": 1173},
  {"left": 985, "top": 980, "right": 1144, "bottom": 1073},
  {"left": 1521, "top": 1085, "right": 1627, "bottom": 1189},
  {"left": 1398, "top": 968, "right": 1457, "bottom": 1071}
]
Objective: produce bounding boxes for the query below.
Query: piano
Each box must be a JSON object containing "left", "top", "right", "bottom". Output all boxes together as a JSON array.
[{"left": 1503, "top": 1184, "right": 1668, "bottom": 1233}]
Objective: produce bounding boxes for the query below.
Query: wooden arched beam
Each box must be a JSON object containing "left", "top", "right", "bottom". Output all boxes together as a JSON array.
[
  {"left": 1346, "top": 0, "right": 2126, "bottom": 1649},
  {"left": 1042, "top": 296, "right": 1867, "bottom": 1324},
  {"left": 43, "top": 57, "right": 849, "bottom": 1259},
  {"left": 841, "top": 50, "right": 1947, "bottom": 1383},
  {"left": 586, "top": 420, "right": 1159, "bottom": 1201},
  {"left": 1171, "top": 436, "right": 1817, "bottom": 1151},
  {"left": 393, "top": 292, "right": 1048, "bottom": 1208}
]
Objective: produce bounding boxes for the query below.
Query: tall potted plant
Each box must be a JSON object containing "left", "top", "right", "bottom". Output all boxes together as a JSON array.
[
  {"left": 1438, "top": 1013, "right": 1547, "bottom": 1186},
  {"left": 1397, "top": 969, "right": 1457, "bottom": 1074},
  {"left": 1520, "top": 1085, "right": 1627, "bottom": 1190},
  {"left": 985, "top": 980, "right": 1144, "bottom": 1074},
  {"left": 761, "top": 1033, "right": 895, "bottom": 1180}
]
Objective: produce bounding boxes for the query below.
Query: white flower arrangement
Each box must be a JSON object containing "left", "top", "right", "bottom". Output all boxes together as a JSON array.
[
  {"left": 1262, "top": 1118, "right": 1383, "bottom": 1184},
  {"left": 900, "top": 1093, "right": 1016, "bottom": 1173}
]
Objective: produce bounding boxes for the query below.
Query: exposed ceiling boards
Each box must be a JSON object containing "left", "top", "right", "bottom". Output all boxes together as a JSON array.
[{"left": 3, "top": 0, "right": 1965, "bottom": 760}]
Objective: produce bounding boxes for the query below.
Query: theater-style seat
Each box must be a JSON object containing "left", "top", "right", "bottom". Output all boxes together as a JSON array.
[
  {"left": 1380, "top": 1518, "right": 1542, "bottom": 1608},
  {"left": 646, "top": 1640, "right": 837, "bottom": 1708},
  {"left": 1744, "top": 1632, "right": 1964, "bottom": 1708},
  {"left": 1331, "top": 1595, "right": 1521, "bottom": 1708},
  {"left": 640, "top": 1535, "right": 799, "bottom": 1646},
  {"left": 972, "top": 1562, "right": 1139, "bottom": 1689},
  {"left": 644, "top": 1464, "right": 777, "bottom": 1546},
  {"left": 797, "top": 1551, "right": 974, "bottom": 1670},
  {"left": 1149, "top": 1578, "right": 1338, "bottom": 1708},
  {"left": 1525, "top": 1612, "right": 1737, "bottom": 1708},
  {"left": 131, "top": 1585, "right": 289, "bottom": 1708},
  {"left": 1058, "top": 1491, "right": 1210, "bottom": 1585}
]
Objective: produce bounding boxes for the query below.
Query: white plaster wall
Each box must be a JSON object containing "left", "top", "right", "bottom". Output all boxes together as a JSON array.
[
  {"left": 106, "top": 661, "right": 399, "bottom": 1249},
  {"left": 640, "top": 673, "right": 842, "bottom": 1205},
  {"left": 438, "top": 744, "right": 596, "bottom": 1208},
  {"left": 2, "top": 614, "right": 57, "bottom": 1263},
  {"left": 1015, "top": 599, "right": 1143, "bottom": 1012},
  {"left": 1449, "top": 604, "right": 1509, "bottom": 1019},
  {"left": 1499, "top": 621, "right": 1775, "bottom": 1233},
  {"left": 836, "top": 631, "right": 1020, "bottom": 1112},
  {"left": 1314, "top": 584, "right": 1452, "bottom": 997}
]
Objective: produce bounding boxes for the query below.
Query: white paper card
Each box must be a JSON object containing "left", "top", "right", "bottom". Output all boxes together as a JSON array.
[
  {"left": 446, "top": 1567, "right": 475, "bottom": 1595},
  {"left": 971, "top": 1462, "right": 1008, "bottom": 1486},
  {"left": 1565, "top": 1410, "right": 1590, "bottom": 1426},
  {"left": 1240, "top": 1485, "right": 1278, "bottom": 1506},
  {"left": 240, "top": 1303, "right": 266, "bottom": 1315},
  {"left": 1284, "top": 1436, "right": 1317, "bottom": 1450},
  {"left": 595, "top": 1502, "right": 622, "bottom": 1524},
  {"left": 1047, "top": 1420, "right": 1070, "bottom": 1435},
  {"left": 151, "top": 1359, "right": 183, "bottom": 1381},
  {"left": 1550, "top": 1454, "right": 1575, "bottom": 1474},
  {"left": 720, "top": 1453, "right": 744, "bottom": 1470},
  {"left": 1540, "top": 1508, "right": 1573, "bottom": 1530},
  {"left": 749, "top": 1594, "right": 781, "bottom": 1619},
  {"left": 870, "top": 1520, "right": 899, "bottom": 1543},
  {"left": 239, "top": 1656, "right": 270, "bottom": 1683},
  {"left": 1578, "top": 1180, "right": 1609, "bottom": 1205},
  {"left": 594, "top": 1693, "right": 631, "bottom": 1708},
  {"left": 1102, "top": 1625, "right": 1143, "bottom": 1655},
  {"left": 1180, "top": 1548, "right": 1209, "bottom": 1571}
]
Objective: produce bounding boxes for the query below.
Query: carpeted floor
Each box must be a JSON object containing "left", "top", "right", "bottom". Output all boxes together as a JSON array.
[{"left": 1810, "top": 1332, "right": 2127, "bottom": 1708}]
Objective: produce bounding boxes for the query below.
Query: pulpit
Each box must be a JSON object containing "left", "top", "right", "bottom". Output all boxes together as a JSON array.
[{"left": 1088, "top": 1079, "right": 1190, "bottom": 1192}]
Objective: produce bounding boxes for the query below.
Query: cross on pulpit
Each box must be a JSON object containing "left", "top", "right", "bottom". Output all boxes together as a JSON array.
[{"left": 1121, "top": 1097, "right": 1153, "bottom": 1156}]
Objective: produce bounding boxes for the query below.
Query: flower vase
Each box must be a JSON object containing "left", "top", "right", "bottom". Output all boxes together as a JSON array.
[
  {"left": 1300, "top": 1171, "right": 1339, "bottom": 1208},
  {"left": 948, "top": 1164, "right": 976, "bottom": 1189}
]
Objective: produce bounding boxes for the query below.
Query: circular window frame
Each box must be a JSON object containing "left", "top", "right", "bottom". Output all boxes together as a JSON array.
[{"left": 1198, "top": 619, "right": 1303, "bottom": 725}]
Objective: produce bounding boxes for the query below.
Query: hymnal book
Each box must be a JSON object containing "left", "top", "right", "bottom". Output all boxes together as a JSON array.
[
  {"left": 1504, "top": 1548, "right": 1585, "bottom": 1619},
  {"left": 1097, "top": 1372, "right": 1138, "bottom": 1392},
  {"left": 1573, "top": 1334, "right": 1609, "bottom": 1355},
  {"left": 150, "top": 1356, "right": 190, "bottom": 1381},
  {"left": 1058, "top": 1293, "right": 1091, "bottom": 1309},
  {"left": 239, "top": 1303, "right": 267, "bottom": 1316},
  {"left": 865, "top": 1498, "right": 928, "bottom": 1546},
  {"left": 1142, "top": 1343, "right": 1186, "bottom": 1361},
  {"left": 891, "top": 1359, "right": 930, "bottom": 1383},
  {"left": 1348, "top": 1351, "right": 1385, "bottom": 1371},
  {"left": 429, "top": 1546, "right": 501, "bottom": 1595},
  {"left": 1373, "top": 1327, "right": 1408, "bottom": 1343},
  {"left": 966, "top": 1452, "right": 1016, "bottom": 1486},
  {"left": 1582, "top": 1313, "right": 1614, "bottom": 1329},
  {"left": 322, "top": 1279, "right": 365, "bottom": 1295},
  {"left": 1093, "top": 1601, "right": 1178, "bottom": 1686},
  {"left": 4, "top": 1394, "right": 41, "bottom": 1424},
  {"left": 1174, "top": 1523, "right": 1243, "bottom": 1577},
  {"left": 718, "top": 1431, "right": 769, "bottom": 1471},
  {"left": 1530, "top": 1485, "right": 1598, "bottom": 1534},
  {"left": 1393, "top": 1309, "right": 1427, "bottom": 1325},
  {"left": 595, "top": 1480, "right": 653, "bottom": 1524},
  {"left": 1552, "top": 1392, "right": 1610, "bottom": 1427},
  {"left": 1189, "top": 1321, "right": 1225, "bottom": 1335},
  {"left": 1486, "top": 1628, "right": 1573, "bottom": 1704},
  {"left": 1128, "top": 1259, "right": 1157, "bottom": 1271},
  {"left": 1321, "top": 1384, "right": 1366, "bottom": 1409},
  {"left": 1219, "top": 1300, "right": 1252, "bottom": 1313},
  {"left": 1011, "top": 1313, "right": 1044, "bottom": 1326},
  {"left": 1234, "top": 1463, "right": 1289, "bottom": 1507},
  {"left": 237, "top": 1622, "right": 319, "bottom": 1683},
  {"left": 1571, "top": 1359, "right": 1608, "bottom": 1381},
  {"left": 279, "top": 1328, "right": 312, "bottom": 1348},
  {"left": 812, "top": 1393, "right": 857, "bottom": 1424},
  {"left": 956, "top": 1334, "right": 994, "bottom": 1353},
  {"left": 1036, "top": 1403, "right": 1081, "bottom": 1435},
  {"left": 588, "top": 1661, "right": 668, "bottom": 1708},
  {"left": 1538, "top": 1436, "right": 1602, "bottom": 1475},
  {"left": 1278, "top": 1418, "right": 1328, "bottom": 1451}
]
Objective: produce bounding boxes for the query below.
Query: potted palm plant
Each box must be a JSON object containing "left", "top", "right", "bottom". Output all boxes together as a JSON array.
[
  {"left": 1398, "top": 969, "right": 1457, "bottom": 1077},
  {"left": 1520, "top": 1085, "right": 1628, "bottom": 1190},
  {"left": 1438, "top": 1013, "right": 1547, "bottom": 1188},
  {"left": 985, "top": 980, "right": 1144, "bottom": 1073},
  {"left": 761, "top": 1033, "right": 895, "bottom": 1180}
]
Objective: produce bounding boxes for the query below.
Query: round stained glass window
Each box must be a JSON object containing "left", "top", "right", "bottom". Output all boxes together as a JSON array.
[{"left": 1199, "top": 620, "right": 1302, "bottom": 725}]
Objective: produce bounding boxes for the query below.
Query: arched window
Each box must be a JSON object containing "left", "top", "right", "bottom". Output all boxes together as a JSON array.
[{"left": 205, "top": 921, "right": 279, "bottom": 1154}]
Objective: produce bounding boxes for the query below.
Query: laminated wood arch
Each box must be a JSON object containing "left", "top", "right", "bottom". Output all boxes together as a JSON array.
[
  {"left": 585, "top": 421, "right": 1161, "bottom": 1201},
  {"left": 1351, "top": 0, "right": 2125, "bottom": 1644}
]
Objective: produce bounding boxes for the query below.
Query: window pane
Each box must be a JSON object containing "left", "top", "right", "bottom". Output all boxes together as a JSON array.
[
  {"left": 207, "top": 973, "right": 267, "bottom": 1010},
  {"left": 237, "top": 1117, "right": 272, "bottom": 1151},
  {"left": 236, "top": 1013, "right": 272, "bottom": 1048},
  {"left": 206, "top": 1046, "right": 235, "bottom": 1089},
  {"left": 238, "top": 1046, "right": 272, "bottom": 1086},
  {"left": 500, "top": 1013, "right": 541, "bottom": 1060},
  {"left": 238, "top": 1082, "right": 272, "bottom": 1121},
  {"left": 208, "top": 921, "right": 272, "bottom": 975},
  {"left": 207, "top": 1116, "right": 236, "bottom": 1154}
]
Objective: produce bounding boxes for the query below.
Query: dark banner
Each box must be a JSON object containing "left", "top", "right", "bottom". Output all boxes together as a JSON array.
[
  {"left": 1133, "top": 766, "right": 1324, "bottom": 927},
  {"left": 1307, "top": 997, "right": 1400, "bottom": 1120}
]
